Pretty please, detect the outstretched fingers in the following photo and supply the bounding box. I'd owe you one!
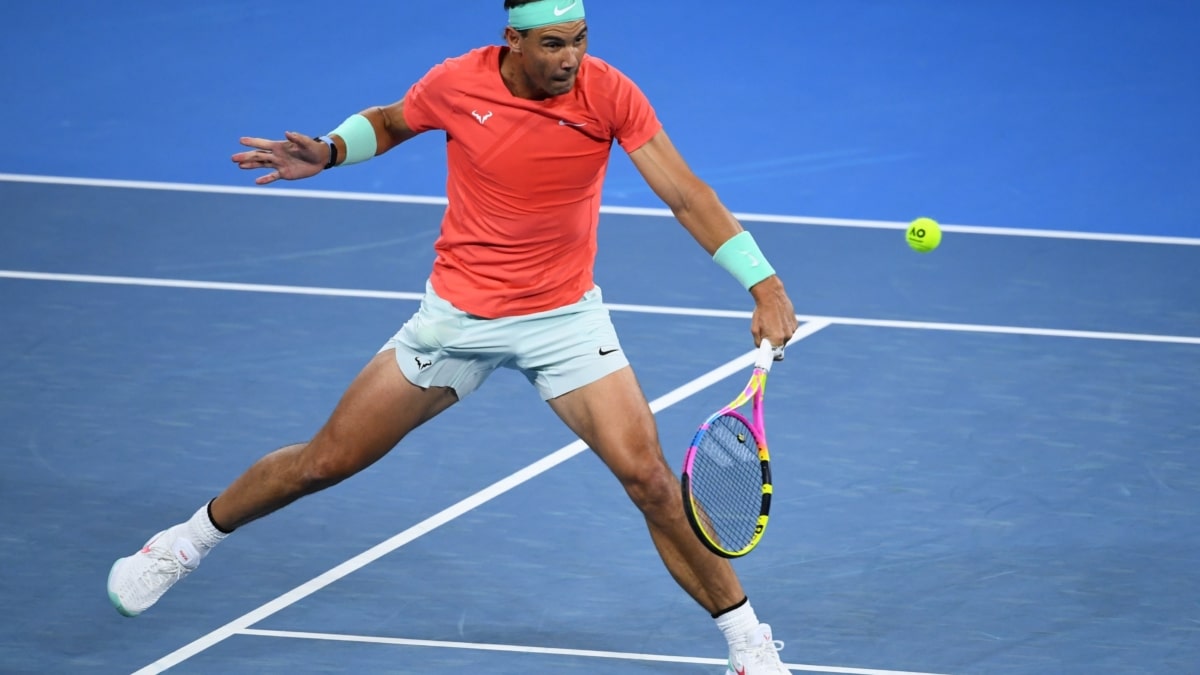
[255,171,284,186]
[283,130,313,144]
[235,136,277,153]
[231,138,277,166]
[231,141,282,184]
[232,132,324,184]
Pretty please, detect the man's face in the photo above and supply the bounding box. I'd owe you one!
[515,20,588,97]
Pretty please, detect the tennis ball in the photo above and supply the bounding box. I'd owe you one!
[906,217,942,253]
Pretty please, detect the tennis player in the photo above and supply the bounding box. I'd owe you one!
[108,1,797,672]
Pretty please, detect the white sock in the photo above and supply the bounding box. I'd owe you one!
[715,598,760,650]
[183,501,229,556]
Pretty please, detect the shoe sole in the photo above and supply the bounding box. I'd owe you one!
[107,558,140,617]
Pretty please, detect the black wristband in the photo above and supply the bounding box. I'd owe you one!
[316,135,337,169]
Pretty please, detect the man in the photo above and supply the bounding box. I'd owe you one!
[107,1,798,673]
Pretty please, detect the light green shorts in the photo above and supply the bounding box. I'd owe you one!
[381,280,629,401]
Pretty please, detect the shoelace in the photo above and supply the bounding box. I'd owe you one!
[746,638,786,666]
[138,545,188,593]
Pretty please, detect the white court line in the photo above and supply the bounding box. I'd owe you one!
[3,171,1198,246]
[0,172,451,206]
[607,302,1200,346]
[239,628,953,675]
[0,270,425,302]
[130,320,833,674]
[4,270,1199,345]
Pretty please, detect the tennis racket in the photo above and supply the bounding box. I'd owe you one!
[681,339,779,558]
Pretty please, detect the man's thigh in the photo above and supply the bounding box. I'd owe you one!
[545,366,665,478]
[310,349,459,466]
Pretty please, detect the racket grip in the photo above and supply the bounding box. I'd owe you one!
[754,338,777,371]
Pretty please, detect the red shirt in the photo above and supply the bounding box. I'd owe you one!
[403,45,662,318]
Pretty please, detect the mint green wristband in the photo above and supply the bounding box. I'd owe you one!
[712,231,777,290]
[329,114,377,166]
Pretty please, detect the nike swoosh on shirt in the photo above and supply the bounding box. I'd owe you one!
[559,120,587,127]
[554,1,578,16]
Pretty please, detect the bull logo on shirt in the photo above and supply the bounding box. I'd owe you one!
[471,110,493,125]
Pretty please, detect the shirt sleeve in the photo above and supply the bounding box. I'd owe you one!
[402,60,452,134]
[599,62,663,153]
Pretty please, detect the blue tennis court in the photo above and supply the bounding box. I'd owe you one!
[2,2,1198,674]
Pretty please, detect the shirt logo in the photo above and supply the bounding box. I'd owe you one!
[553,0,578,16]
[414,356,432,371]
[471,110,493,125]
[559,120,587,127]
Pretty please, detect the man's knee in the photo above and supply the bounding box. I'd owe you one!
[295,438,359,491]
[622,457,681,515]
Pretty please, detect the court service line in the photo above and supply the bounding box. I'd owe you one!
[239,628,952,675]
[130,320,833,674]
[3,172,1198,246]
[0,270,426,302]
[4,269,1199,346]
[605,303,1200,346]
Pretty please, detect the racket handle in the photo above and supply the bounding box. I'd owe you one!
[754,338,778,371]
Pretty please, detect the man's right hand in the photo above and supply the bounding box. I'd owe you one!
[232,130,328,185]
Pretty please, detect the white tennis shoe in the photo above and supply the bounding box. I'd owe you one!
[107,525,200,617]
[726,623,791,674]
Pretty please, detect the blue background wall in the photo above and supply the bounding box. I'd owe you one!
[2,0,1197,237]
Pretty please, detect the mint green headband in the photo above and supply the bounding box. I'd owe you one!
[508,0,586,30]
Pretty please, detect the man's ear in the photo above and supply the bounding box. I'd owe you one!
[504,26,523,53]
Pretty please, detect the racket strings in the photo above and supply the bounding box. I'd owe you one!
[689,415,764,550]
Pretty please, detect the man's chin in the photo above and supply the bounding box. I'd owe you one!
[547,77,576,96]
